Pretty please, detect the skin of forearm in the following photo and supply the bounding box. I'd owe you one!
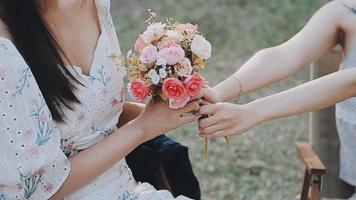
[248,68,356,122]
[49,120,145,199]
[118,102,145,127]
[214,46,303,101]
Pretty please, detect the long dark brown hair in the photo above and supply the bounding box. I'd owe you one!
[0,0,83,123]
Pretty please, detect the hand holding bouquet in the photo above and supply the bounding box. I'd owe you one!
[126,11,226,157]
[126,11,211,109]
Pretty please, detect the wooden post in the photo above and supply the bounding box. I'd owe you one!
[309,46,354,199]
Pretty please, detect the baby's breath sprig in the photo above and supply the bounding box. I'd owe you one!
[145,9,157,25]
[166,18,179,30]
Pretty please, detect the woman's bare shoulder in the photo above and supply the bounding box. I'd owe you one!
[0,18,11,40]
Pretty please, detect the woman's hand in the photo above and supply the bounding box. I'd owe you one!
[198,102,263,138]
[202,86,223,103]
[134,97,200,142]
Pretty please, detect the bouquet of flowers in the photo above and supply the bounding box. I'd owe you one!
[126,11,211,109]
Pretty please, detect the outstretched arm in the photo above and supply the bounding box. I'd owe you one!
[204,1,343,102]
[199,68,356,138]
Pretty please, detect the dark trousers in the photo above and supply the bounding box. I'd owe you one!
[126,135,201,200]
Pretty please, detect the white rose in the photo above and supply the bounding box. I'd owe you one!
[191,35,212,59]
[166,30,184,41]
[144,22,166,42]
[142,33,153,43]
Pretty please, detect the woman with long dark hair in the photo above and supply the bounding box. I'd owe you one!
[0,0,197,199]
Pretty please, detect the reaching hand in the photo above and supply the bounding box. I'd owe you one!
[201,86,223,103]
[198,102,263,138]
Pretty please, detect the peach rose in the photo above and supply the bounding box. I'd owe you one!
[175,58,193,77]
[162,78,187,100]
[169,93,190,109]
[158,46,185,65]
[140,45,157,64]
[129,80,150,102]
[134,34,146,53]
[184,75,204,97]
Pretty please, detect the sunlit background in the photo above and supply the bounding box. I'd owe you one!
[112,1,329,199]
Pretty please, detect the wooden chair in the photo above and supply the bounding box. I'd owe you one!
[296,142,326,200]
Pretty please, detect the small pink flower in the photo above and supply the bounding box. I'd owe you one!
[46,183,54,192]
[177,23,198,32]
[111,98,119,106]
[169,94,190,109]
[140,45,158,64]
[158,46,185,65]
[36,167,46,176]
[26,145,39,159]
[24,128,34,137]
[184,75,204,97]
[77,112,85,121]
[129,80,150,102]
[162,78,187,100]
[0,183,8,189]
[134,34,146,53]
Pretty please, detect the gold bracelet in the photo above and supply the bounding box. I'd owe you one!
[230,76,243,102]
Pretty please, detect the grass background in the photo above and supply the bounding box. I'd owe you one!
[111,0,329,199]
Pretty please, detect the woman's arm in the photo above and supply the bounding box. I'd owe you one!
[50,99,199,199]
[199,68,356,138]
[204,1,343,102]
[118,102,145,126]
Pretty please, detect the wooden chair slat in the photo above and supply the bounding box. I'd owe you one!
[296,142,326,175]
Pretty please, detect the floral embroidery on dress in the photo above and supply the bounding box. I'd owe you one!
[0,192,7,200]
[89,65,109,86]
[13,67,32,96]
[118,191,139,200]
[31,99,53,146]
[18,168,45,199]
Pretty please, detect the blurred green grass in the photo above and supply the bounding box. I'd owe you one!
[111,0,328,199]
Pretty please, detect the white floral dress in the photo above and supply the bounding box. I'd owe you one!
[0,0,191,199]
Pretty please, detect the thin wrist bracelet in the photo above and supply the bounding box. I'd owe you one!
[230,76,243,103]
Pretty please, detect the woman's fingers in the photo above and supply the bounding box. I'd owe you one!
[200,123,225,134]
[199,104,217,115]
[198,115,220,128]
[180,115,198,125]
[178,101,200,115]
[199,130,230,139]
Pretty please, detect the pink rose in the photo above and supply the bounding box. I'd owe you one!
[162,78,187,100]
[158,39,177,49]
[129,80,150,102]
[158,46,185,65]
[184,75,204,97]
[169,94,190,109]
[134,34,146,53]
[177,23,198,32]
[140,45,157,64]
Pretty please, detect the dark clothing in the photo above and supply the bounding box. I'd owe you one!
[126,135,201,200]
